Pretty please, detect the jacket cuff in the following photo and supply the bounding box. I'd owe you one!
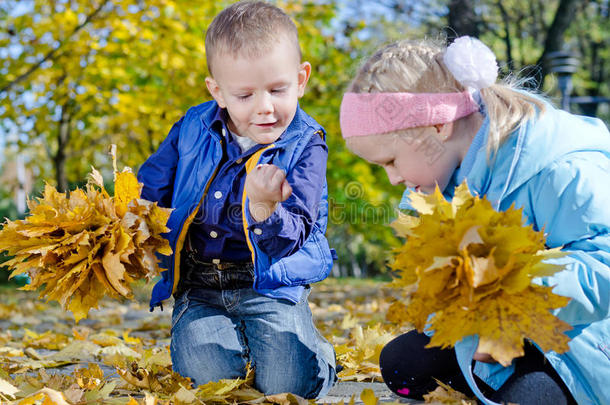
[246,204,286,239]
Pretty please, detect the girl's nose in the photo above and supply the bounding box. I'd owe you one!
[384,166,403,186]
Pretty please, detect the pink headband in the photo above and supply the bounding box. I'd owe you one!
[339,91,479,138]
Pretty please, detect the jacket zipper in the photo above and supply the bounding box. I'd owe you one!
[241,144,275,288]
[171,140,224,294]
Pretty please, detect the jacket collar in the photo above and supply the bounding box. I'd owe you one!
[462,101,610,207]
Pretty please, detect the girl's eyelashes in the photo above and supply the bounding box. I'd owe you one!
[237,94,251,100]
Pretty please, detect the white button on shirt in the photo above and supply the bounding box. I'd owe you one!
[214,191,223,199]
[221,128,227,137]
[210,230,218,238]
[253,228,263,235]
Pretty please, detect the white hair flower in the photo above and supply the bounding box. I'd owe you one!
[443,36,498,90]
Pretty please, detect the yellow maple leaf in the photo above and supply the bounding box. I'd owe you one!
[389,181,572,366]
[17,388,71,405]
[423,379,476,404]
[335,325,396,382]
[74,363,104,390]
[0,377,19,401]
[195,367,255,401]
[0,146,173,322]
[115,170,142,217]
[360,389,378,405]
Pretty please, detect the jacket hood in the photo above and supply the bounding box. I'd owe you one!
[465,103,610,205]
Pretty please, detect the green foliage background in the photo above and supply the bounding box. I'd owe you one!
[1,0,608,276]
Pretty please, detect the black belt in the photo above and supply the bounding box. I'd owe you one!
[176,251,254,293]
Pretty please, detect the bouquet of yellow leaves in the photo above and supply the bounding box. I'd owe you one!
[0,148,172,322]
[387,182,572,366]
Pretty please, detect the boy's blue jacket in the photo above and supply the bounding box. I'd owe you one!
[402,103,610,404]
[137,101,334,310]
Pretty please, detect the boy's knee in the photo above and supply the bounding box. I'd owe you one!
[254,360,335,399]
[171,342,247,386]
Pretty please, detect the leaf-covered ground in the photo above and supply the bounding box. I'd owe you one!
[2,278,470,404]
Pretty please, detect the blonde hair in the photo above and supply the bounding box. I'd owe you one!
[205,1,301,76]
[348,38,546,155]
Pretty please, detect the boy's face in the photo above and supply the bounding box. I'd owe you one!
[205,38,310,144]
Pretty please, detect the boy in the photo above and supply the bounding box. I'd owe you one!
[137,1,337,399]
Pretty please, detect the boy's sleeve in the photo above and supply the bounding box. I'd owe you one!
[246,134,328,259]
[137,117,183,208]
[528,153,610,325]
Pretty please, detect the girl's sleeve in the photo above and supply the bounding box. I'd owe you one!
[137,117,183,208]
[528,152,610,324]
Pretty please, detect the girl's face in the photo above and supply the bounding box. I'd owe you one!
[346,126,465,194]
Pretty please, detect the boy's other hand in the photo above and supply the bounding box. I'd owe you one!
[246,164,292,222]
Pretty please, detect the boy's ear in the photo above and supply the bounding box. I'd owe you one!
[297,62,311,98]
[205,77,227,108]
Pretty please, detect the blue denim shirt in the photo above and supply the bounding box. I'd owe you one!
[187,109,328,262]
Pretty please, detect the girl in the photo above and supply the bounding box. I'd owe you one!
[339,36,610,405]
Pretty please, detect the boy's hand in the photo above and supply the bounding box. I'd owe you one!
[246,164,292,222]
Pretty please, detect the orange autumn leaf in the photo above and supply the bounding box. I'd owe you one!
[0,148,172,323]
[389,181,572,366]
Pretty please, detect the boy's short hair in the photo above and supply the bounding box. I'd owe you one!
[205,1,302,76]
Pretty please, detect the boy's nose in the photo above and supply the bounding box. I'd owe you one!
[257,93,274,114]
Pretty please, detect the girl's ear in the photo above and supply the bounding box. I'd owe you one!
[296,62,312,98]
[205,77,227,108]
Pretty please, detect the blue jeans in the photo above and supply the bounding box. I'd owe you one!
[170,286,337,398]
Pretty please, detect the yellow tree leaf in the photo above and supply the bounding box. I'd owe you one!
[423,379,476,404]
[114,170,142,218]
[0,377,19,401]
[360,389,378,405]
[74,363,104,390]
[18,388,71,405]
[265,392,310,405]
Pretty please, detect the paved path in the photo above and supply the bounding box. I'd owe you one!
[320,382,419,404]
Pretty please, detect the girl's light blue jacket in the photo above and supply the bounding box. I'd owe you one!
[403,103,610,404]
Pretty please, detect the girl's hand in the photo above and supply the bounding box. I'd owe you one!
[473,351,497,364]
[246,164,292,222]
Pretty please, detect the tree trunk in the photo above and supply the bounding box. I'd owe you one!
[497,0,514,71]
[533,0,583,87]
[54,103,71,192]
[446,0,479,40]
